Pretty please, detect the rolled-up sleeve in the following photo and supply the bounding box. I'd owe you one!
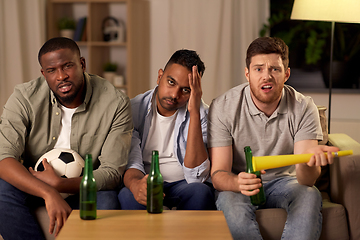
[182,102,210,183]
[183,158,210,183]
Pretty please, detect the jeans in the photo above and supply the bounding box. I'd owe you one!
[216,177,322,240]
[0,178,120,240]
[118,179,216,210]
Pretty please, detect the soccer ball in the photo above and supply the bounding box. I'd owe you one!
[35,148,85,198]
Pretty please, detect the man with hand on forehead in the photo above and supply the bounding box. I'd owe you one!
[118,49,215,210]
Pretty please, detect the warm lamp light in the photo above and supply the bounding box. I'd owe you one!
[291,0,360,133]
[291,0,360,23]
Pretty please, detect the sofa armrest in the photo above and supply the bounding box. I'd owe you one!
[328,133,360,240]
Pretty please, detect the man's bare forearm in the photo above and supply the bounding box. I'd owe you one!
[184,112,208,168]
[123,168,145,190]
[211,169,239,192]
[0,158,58,199]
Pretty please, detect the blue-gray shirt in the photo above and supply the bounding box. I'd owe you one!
[127,87,210,183]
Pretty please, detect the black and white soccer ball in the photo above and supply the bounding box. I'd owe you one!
[35,148,85,198]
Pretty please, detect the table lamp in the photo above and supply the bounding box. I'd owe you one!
[290,0,360,133]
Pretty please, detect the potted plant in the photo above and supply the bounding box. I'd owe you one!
[260,0,360,88]
[58,17,76,39]
[103,62,118,84]
[260,10,330,68]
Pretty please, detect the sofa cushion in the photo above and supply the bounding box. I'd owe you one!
[33,206,55,240]
[255,195,349,240]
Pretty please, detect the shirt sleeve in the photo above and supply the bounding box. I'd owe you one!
[94,95,133,190]
[182,103,210,183]
[0,88,29,162]
[294,98,323,143]
[126,128,146,174]
[207,98,233,148]
[183,158,210,183]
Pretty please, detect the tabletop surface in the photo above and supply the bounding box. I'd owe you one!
[56,210,232,239]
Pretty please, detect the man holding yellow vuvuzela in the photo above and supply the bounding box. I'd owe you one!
[208,37,340,240]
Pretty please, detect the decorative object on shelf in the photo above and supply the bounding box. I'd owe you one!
[58,17,76,39]
[73,17,87,41]
[102,16,126,42]
[291,0,360,133]
[113,75,125,87]
[103,62,118,84]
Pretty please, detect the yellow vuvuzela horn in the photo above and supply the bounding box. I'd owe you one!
[252,150,353,172]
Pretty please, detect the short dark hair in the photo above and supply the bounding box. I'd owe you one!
[246,37,289,69]
[164,49,205,77]
[38,37,81,66]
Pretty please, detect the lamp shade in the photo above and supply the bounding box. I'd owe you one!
[291,0,360,23]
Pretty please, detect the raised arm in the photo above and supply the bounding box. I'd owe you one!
[184,65,208,168]
[294,139,339,186]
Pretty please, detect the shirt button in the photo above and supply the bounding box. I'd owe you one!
[56,112,59,115]
[52,137,56,140]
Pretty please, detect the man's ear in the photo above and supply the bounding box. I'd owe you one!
[80,57,86,71]
[284,67,290,83]
[245,67,250,82]
[157,69,164,85]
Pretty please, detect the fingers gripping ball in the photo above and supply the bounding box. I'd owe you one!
[35,148,85,198]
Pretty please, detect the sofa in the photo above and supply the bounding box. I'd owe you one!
[256,133,360,240]
[1,112,359,240]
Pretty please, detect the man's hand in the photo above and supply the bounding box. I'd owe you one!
[29,158,62,189]
[237,171,266,196]
[129,174,148,206]
[187,65,202,114]
[294,140,339,186]
[304,145,340,167]
[43,190,72,237]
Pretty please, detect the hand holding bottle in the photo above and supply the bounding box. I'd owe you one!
[237,171,266,196]
[244,146,266,206]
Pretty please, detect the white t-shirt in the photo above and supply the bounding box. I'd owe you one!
[143,101,184,182]
[54,105,77,149]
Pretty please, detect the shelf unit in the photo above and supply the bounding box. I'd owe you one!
[46,0,150,98]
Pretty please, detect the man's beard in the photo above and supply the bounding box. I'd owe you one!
[54,80,84,107]
[249,83,283,104]
[55,93,78,106]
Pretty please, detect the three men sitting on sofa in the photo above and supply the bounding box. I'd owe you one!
[0,37,338,240]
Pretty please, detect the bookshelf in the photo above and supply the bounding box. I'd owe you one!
[46,0,150,98]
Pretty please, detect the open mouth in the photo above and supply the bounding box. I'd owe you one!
[58,83,72,93]
[261,85,273,90]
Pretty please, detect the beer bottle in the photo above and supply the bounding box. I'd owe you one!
[244,146,266,206]
[147,150,163,213]
[80,154,97,220]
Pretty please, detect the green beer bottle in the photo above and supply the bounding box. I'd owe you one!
[244,146,266,206]
[147,150,163,213]
[80,154,97,220]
